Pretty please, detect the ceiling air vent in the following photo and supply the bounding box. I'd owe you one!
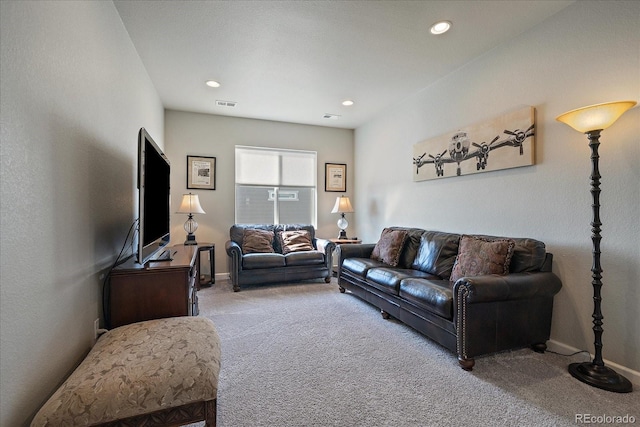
[323,113,341,120]
[216,100,237,108]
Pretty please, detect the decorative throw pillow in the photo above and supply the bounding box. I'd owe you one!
[278,230,314,254]
[449,235,516,283]
[241,229,275,254]
[370,228,409,267]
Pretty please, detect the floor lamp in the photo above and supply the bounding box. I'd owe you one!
[556,100,636,393]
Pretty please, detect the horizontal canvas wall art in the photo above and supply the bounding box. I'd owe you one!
[413,106,535,181]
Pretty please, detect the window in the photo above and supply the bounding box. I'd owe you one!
[235,146,317,226]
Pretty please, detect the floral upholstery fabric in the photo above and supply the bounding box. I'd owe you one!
[450,235,515,283]
[31,316,221,426]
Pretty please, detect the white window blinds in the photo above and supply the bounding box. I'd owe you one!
[235,146,317,225]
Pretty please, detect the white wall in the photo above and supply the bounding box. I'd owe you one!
[0,2,163,425]
[164,110,354,274]
[354,0,639,375]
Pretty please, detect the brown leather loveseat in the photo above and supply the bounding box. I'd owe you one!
[337,226,562,370]
[226,224,336,292]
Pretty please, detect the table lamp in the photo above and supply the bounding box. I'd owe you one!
[176,192,206,245]
[331,195,354,239]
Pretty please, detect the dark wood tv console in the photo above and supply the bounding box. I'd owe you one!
[109,244,200,328]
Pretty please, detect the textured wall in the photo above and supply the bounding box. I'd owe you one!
[164,110,354,273]
[354,1,639,375]
[0,2,163,425]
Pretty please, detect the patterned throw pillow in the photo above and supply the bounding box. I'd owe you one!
[241,229,275,254]
[370,228,409,267]
[278,230,314,254]
[449,235,515,283]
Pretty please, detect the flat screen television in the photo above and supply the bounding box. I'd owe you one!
[137,127,171,264]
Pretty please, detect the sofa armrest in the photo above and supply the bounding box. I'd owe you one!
[338,243,376,260]
[225,240,242,258]
[314,238,335,255]
[336,244,376,277]
[314,238,336,270]
[453,271,562,304]
[225,240,243,287]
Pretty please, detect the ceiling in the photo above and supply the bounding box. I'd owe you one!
[114,0,573,129]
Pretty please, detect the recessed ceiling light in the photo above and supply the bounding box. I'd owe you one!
[430,20,451,35]
[205,80,221,88]
[342,100,354,106]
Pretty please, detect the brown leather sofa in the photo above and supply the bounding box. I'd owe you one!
[337,226,562,370]
[226,224,336,292]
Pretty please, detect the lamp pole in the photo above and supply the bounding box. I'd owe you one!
[556,101,636,393]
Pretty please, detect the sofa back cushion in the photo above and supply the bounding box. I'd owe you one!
[449,235,515,283]
[278,230,314,254]
[411,231,461,279]
[474,234,547,273]
[242,228,275,254]
[273,225,315,253]
[231,224,274,246]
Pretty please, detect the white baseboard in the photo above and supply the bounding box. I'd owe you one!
[214,273,230,283]
[547,339,640,387]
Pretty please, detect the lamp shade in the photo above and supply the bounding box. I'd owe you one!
[176,193,205,214]
[556,100,636,133]
[331,196,354,214]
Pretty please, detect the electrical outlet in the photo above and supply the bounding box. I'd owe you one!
[94,318,100,341]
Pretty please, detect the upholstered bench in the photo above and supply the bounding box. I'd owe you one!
[31,316,221,427]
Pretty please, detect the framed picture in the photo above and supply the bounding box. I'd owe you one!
[325,163,346,192]
[412,106,535,181]
[187,155,216,190]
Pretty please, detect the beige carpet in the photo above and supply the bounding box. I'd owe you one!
[190,278,638,427]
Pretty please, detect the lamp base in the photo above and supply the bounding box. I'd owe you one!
[184,234,197,246]
[337,229,348,240]
[569,362,632,393]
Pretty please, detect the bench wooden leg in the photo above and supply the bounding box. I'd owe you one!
[205,399,217,427]
[95,400,217,426]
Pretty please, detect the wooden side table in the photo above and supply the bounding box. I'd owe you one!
[197,243,215,289]
[329,238,362,245]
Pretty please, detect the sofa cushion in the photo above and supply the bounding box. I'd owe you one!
[450,235,515,283]
[509,238,546,273]
[342,257,387,278]
[278,230,314,254]
[242,253,286,269]
[371,228,409,267]
[274,224,316,253]
[242,228,275,254]
[231,224,274,246]
[285,251,325,266]
[399,278,454,320]
[378,227,426,269]
[366,267,434,295]
[411,231,461,279]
